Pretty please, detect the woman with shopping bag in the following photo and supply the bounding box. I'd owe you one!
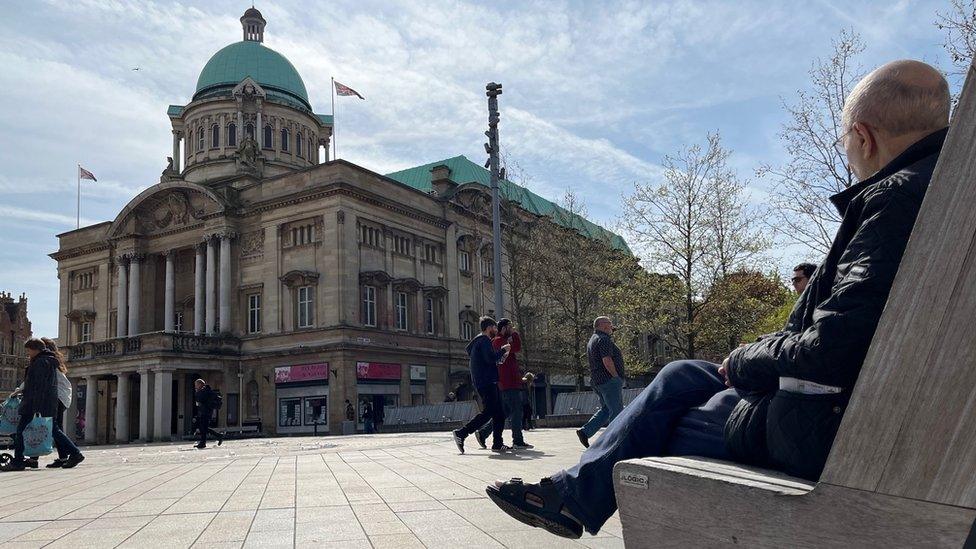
[41,338,84,468]
[1,338,62,472]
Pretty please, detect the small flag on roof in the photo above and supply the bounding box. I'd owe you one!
[78,165,97,182]
[334,80,365,99]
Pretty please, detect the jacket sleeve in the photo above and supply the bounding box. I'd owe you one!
[509,332,522,354]
[481,339,504,366]
[728,184,921,390]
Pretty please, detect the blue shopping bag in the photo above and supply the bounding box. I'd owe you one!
[22,414,53,457]
[0,396,20,435]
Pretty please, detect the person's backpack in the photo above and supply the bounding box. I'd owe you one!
[212,390,223,410]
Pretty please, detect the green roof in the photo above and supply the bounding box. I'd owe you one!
[167,105,184,117]
[315,114,334,125]
[194,41,310,110]
[385,155,631,253]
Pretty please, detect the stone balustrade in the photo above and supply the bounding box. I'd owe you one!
[65,332,241,362]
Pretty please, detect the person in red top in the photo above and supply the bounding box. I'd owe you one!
[476,319,533,449]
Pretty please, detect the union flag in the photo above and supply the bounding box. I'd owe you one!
[334,80,365,100]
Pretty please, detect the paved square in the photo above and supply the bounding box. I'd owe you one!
[0,428,622,548]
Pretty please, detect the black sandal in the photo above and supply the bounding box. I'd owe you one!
[486,477,584,539]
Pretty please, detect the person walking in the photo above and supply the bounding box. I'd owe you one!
[476,319,533,449]
[362,401,375,434]
[193,379,223,449]
[522,373,536,431]
[1,339,62,472]
[452,317,511,454]
[576,317,626,448]
[41,338,84,468]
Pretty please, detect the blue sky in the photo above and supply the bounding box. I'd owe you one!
[0,0,958,338]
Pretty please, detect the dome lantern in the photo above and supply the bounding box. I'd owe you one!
[241,7,266,43]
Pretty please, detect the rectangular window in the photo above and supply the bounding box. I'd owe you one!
[248,294,262,334]
[411,393,425,406]
[482,254,494,277]
[424,298,434,334]
[297,286,314,328]
[303,396,328,426]
[393,235,413,256]
[363,285,377,327]
[459,250,470,272]
[462,321,473,341]
[424,244,438,263]
[226,393,239,426]
[80,322,92,343]
[278,398,302,427]
[395,292,408,330]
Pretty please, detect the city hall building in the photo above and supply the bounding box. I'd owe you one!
[52,8,626,444]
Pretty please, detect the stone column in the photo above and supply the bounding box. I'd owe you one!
[445,225,460,338]
[206,237,217,334]
[164,251,175,332]
[138,368,154,441]
[127,254,142,335]
[416,288,426,334]
[219,233,233,334]
[84,376,97,444]
[194,243,205,334]
[237,110,243,135]
[115,373,130,443]
[171,130,180,169]
[257,111,263,148]
[65,377,79,440]
[153,369,174,442]
[219,113,226,155]
[116,258,128,337]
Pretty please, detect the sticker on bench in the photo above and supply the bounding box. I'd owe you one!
[619,472,648,489]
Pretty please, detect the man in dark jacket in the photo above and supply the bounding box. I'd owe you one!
[453,316,512,454]
[3,339,60,472]
[485,60,951,539]
[193,379,223,449]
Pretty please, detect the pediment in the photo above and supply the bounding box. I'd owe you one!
[233,77,267,99]
[109,182,227,239]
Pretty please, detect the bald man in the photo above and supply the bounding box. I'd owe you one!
[486,60,951,539]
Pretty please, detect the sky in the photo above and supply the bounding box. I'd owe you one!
[0,0,959,338]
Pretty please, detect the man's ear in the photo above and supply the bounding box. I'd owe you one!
[851,121,876,160]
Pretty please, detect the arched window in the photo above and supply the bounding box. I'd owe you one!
[296,132,303,157]
[197,127,204,151]
[263,125,273,149]
[227,123,237,147]
[211,124,220,148]
[281,128,290,152]
[245,123,254,139]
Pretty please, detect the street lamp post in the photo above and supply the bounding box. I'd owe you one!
[485,82,504,317]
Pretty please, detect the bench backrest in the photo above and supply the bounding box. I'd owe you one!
[821,60,976,508]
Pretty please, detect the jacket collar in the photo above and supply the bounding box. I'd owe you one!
[830,127,948,215]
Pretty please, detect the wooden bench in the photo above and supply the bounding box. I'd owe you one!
[221,425,261,439]
[614,59,976,548]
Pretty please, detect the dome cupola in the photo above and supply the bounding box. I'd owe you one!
[241,7,266,42]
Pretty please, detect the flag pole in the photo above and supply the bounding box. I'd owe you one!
[331,77,337,160]
[76,164,81,229]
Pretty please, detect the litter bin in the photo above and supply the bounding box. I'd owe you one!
[341,420,356,435]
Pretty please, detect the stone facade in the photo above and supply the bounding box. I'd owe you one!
[0,292,31,393]
[49,9,541,444]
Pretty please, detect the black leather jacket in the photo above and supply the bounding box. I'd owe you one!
[724,128,948,480]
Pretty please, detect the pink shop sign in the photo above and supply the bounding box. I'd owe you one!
[356,362,402,380]
[275,363,330,384]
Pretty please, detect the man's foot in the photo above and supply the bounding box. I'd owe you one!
[513,442,534,449]
[195,443,206,449]
[61,454,85,469]
[452,430,466,454]
[575,429,589,448]
[487,478,584,539]
[491,445,511,453]
[217,434,224,446]
[46,459,65,468]
[474,430,487,449]
[0,460,26,472]
[25,458,39,469]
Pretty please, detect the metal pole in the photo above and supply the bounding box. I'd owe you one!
[486,82,504,317]
[76,165,81,229]
[331,77,337,160]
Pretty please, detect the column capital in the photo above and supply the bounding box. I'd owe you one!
[121,252,145,263]
[163,249,177,259]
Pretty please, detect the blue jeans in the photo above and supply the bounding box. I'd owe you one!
[552,360,741,535]
[580,376,625,438]
[478,389,525,445]
[54,404,81,460]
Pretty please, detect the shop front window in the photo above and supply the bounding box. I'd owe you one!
[304,396,328,425]
[279,398,302,427]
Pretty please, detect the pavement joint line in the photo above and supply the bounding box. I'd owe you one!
[238,456,279,543]
[189,457,262,547]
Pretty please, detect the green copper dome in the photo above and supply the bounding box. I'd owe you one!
[194,41,310,110]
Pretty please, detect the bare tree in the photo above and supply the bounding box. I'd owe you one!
[760,29,865,256]
[622,133,764,359]
[937,0,976,87]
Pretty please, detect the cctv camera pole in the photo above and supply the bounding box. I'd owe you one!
[486,82,504,317]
